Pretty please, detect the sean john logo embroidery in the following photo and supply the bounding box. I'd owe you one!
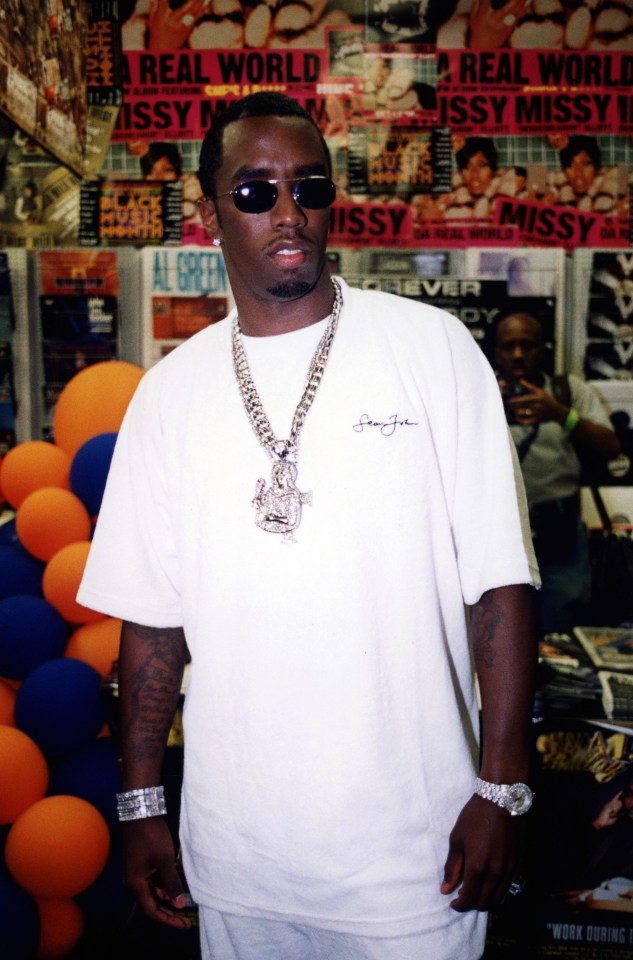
[353,414,419,437]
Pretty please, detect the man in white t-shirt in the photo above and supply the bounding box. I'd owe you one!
[78,93,540,960]
[495,312,620,635]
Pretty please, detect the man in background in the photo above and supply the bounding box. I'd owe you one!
[495,312,620,635]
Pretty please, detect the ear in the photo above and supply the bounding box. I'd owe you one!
[197,198,222,243]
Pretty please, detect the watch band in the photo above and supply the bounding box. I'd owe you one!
[473,776,533,816]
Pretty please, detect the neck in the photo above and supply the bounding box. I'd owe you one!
[234,273,336,338]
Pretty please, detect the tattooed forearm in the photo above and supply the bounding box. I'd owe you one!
[470,589,503,670]
[120,623,187,765]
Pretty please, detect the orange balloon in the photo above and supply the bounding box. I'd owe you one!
[0,725,49,824]
[53,361,144,457]
[0,678,16,725]
[5,795,110,897]
[65,617,122,678]
[0,442,71,509]
[36,898,84,959]
[43,542,105,625]
[16,488,92,562]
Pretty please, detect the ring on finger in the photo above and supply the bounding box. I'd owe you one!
[182,13,195,26]
[503,13,517,26]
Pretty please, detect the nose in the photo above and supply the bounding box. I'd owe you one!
[271,182,307,228]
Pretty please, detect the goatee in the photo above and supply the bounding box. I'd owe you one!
[267,279,311,299]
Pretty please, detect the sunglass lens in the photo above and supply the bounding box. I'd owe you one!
[295,178,336,209]
[233,181,278,213]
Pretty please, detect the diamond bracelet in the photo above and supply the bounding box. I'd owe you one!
[116,786,167,822]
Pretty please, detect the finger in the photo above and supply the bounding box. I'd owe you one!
[441,845,464,895]
[135,881,192,928]
[152,860,187,907]
[153,884,188,909]
[450,863,511,912]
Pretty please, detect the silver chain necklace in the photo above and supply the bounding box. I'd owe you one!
[232,278,342,541]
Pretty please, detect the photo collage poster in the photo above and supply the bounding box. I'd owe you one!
[95,0,633,252]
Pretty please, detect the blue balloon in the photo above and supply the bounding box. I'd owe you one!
[0,875,40,960]
[14,657,104,757]
[0,517,18,547]
[70,432,118,517]
[75,837,133,923]
[0,544,44,599]
[0,824,11,880]
[49,737,121,827]
[0,595,68,680]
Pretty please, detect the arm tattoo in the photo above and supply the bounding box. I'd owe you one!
[470,591,503,670]
[123,625,186,764]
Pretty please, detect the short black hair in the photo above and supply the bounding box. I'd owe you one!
[455,136,498,172]
[559,135,601,171]
[140,142,183,178]
[496,312,543,342]
[197,92,331,199]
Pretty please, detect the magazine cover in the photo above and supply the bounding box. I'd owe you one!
[358,43,438,126]
[79,179,182,246]
[600,673,633,722]
[38,249,120,406]
[0,118,81,249]
[584,251,633,382]
[535,633,605,719]
[436,49,632,137]
[487,718,633,958]
[140,246,234,367]
[0,0,88,174]
[575,628,633,673]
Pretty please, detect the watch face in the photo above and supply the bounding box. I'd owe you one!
[506,783,533,815]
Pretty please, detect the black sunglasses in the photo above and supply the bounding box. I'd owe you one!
[211,176,336,214]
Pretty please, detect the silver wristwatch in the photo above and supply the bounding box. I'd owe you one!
[474,777,533,816]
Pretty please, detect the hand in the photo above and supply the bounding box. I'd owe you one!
[122,817,192,928]
[468,0,528,49]
[507,379,565,426]
[440,795,524,912]
[323,95,349,140]
[148,0,208,49]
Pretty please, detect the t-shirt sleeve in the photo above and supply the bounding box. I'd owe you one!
[442,316,540,605]
[571,374,616,430]
[76,372,183,627]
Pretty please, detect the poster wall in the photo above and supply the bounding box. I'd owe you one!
[0,2,631,250]
[48,0,626,253]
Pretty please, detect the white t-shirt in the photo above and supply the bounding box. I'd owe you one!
[78,279,538,954]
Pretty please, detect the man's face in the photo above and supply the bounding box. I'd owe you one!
[495,315,543,381]
[202,115,331,308]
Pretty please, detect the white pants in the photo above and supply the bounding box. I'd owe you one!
[199,906,484,960]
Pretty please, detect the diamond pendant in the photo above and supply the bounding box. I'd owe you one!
[252,459,311,542]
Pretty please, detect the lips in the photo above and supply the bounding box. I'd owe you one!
[268,243,307,269]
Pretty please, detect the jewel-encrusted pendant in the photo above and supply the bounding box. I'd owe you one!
[252,459,311,542]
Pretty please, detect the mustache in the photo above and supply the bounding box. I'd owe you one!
[263,231,311,252]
